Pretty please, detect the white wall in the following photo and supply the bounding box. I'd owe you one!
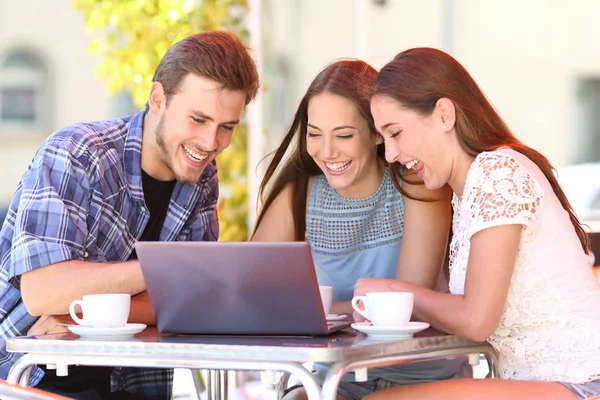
[0,0,111,205]
[261,0,600,168]
[3,0,600,215]
[454,0,600,166]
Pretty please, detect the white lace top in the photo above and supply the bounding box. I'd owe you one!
[449,148,600,383]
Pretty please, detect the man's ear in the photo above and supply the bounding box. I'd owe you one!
[436,98,456,132]
[148,82,166,115]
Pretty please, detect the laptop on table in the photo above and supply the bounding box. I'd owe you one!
[136,241,351,336]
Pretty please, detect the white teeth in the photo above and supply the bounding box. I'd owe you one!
[183,145,208,163]
[405,159,420,170]
[324,161,351,172]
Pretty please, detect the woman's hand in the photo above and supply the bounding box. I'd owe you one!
[353,278,416,323]
[353,278,396,297]
[27,314,75,336]
[352,278,395,323]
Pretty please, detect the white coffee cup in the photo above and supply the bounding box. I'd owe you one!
[319,286,333,316]
[69,294,131,328]
[351,292,413,327]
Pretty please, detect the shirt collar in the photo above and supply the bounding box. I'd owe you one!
[123,110,146,202]
[122,110,216,203]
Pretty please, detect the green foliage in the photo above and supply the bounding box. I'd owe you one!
[73,0,250,241]
[217,123,248,241]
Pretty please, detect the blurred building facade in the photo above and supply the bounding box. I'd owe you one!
[0,0,117,206]
[1,0,600,226]
[261,0,600,169]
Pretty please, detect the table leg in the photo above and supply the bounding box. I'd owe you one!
[206,369,230,400]
[220,370,228,400]
[320,362,346,400]
[18,366,33,387]
[8,354,320,399]
[275,367,320,400]
[207,370,219,400]
[321,346,500,399]
[483,352,500,378]
[7,354,37,386]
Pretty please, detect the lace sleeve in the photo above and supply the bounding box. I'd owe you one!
[465,152,544,241]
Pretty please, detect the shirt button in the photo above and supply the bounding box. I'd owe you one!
[183,205,188,210]
[140,206,146,212]
[83,251,89,258]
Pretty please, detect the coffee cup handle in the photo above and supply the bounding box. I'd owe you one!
[351,296,369,320]
[69,300,85,326]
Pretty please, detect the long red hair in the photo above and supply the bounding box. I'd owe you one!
[374,47,589,252]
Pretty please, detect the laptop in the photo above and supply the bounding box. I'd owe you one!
[136,241,351,336]
[158,330,359,347]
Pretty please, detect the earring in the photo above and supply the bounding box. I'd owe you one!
[443,125,447,129]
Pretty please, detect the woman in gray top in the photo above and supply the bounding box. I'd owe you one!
[252,59,470,400]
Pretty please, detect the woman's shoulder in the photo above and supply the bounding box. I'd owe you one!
[473,147,533,171]
[469,148,546,188]
[307,173,327,199]
[465,148,546,215]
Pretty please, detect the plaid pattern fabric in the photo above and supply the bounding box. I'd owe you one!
[0,111,219,398]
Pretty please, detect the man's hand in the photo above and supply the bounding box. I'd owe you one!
[27,315,75,336]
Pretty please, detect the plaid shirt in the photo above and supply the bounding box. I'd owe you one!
[0,110,219,398]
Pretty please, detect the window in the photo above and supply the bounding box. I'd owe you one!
[0,49,50,134]
[571,78,600,164]
[1,88,36,122]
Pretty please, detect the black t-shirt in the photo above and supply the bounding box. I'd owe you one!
[128,170,176,260]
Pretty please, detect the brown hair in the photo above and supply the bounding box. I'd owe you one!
[374,47,589,252]
[151,31,259,106]
[252,60,384,241]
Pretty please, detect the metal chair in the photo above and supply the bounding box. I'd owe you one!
[0,379,73,400]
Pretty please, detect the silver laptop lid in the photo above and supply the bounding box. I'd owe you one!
[136,241,348,335]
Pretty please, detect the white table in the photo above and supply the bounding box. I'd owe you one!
[6,327,499,400]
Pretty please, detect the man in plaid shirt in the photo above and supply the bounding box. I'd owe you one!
[0,31,259,399]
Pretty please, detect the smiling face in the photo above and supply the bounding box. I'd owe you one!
[306,93,383,198]
[371,93,454,191]
[143,73,246,183]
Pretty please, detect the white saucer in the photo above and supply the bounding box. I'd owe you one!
[326,313,348,321]
[351,322,430,339]
[68,323,147,340]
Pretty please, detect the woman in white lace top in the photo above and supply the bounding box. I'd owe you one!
[358,47,600,400]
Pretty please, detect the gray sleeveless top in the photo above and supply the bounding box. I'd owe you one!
[306,168,404,302]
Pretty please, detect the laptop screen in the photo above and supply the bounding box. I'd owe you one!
[136,241,349,335]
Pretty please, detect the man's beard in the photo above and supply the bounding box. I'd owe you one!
[154,116,207,184]
[154,116,177,180]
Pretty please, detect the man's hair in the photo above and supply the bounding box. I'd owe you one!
[152,31,259,105]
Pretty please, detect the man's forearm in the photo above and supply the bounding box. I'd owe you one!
[129,291,156,325]
[21,259,146,316]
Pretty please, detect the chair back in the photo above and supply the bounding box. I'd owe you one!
[589,231,600,282]
[0,379,72,400]
[590,231,600,264]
